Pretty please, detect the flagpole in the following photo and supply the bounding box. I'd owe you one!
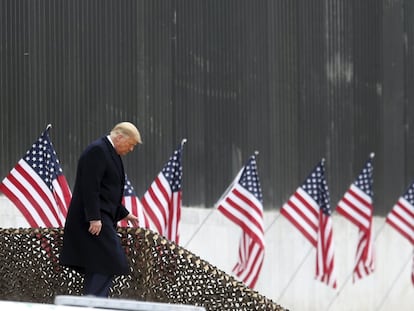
[184,151,259,249]
[183,208,216,248]
[375,251,412,311]
[264,212,281,233]
[325,152,377,309]
[183,174,241,248]
[277,158,331,300]
[325,219,387,311]
[277,245,313,301]
[181,138,187,147]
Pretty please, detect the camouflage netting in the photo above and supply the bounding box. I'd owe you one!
[0,227,287,310]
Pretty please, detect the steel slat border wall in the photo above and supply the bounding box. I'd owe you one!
[1,0,413,215]
[405,0,414,183]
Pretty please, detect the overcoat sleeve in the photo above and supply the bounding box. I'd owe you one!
[79,145,107,221]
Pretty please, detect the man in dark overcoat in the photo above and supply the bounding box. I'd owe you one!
[60,122,141,297]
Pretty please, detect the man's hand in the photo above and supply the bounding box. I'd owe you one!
[124,213,139,227]
[89,220,102,235]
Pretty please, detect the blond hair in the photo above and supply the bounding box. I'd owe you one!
[110,122,142,144]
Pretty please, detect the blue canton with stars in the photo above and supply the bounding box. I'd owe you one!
[161,145,183,192]
[23,129,64,192]
[301,161,331,215]
[354,158,374,197]
[238,155,263,203]
[124,176,138,197]
[402,182,414,205]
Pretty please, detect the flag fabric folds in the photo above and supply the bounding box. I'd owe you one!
[216,154,264,289]
[281,159,337,288]
[140,139,186,243]
[386,181,414,285]
[336,153,375,281]
[0,125,71,227]
[119,175,149,228]
[386,181,414,244]
[412,253,414,285]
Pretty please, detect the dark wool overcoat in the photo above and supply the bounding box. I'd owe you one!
[60,137,130,275]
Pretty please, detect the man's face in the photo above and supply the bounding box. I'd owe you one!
[115,135,138,156]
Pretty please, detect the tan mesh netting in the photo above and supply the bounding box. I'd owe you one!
[0,227,287,310]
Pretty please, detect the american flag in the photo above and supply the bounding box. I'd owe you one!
[216,154,264,288]
[386,182,414,243]
[0,125,71,227]
[281,159,337,288]
[140,139,186,243]
[119,175,149,228]
[386,181,414,285]
[336,154,375,281]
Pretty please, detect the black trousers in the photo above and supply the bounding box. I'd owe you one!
[83,272,113,297]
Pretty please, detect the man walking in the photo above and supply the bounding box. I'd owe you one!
[60,122,142,297]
